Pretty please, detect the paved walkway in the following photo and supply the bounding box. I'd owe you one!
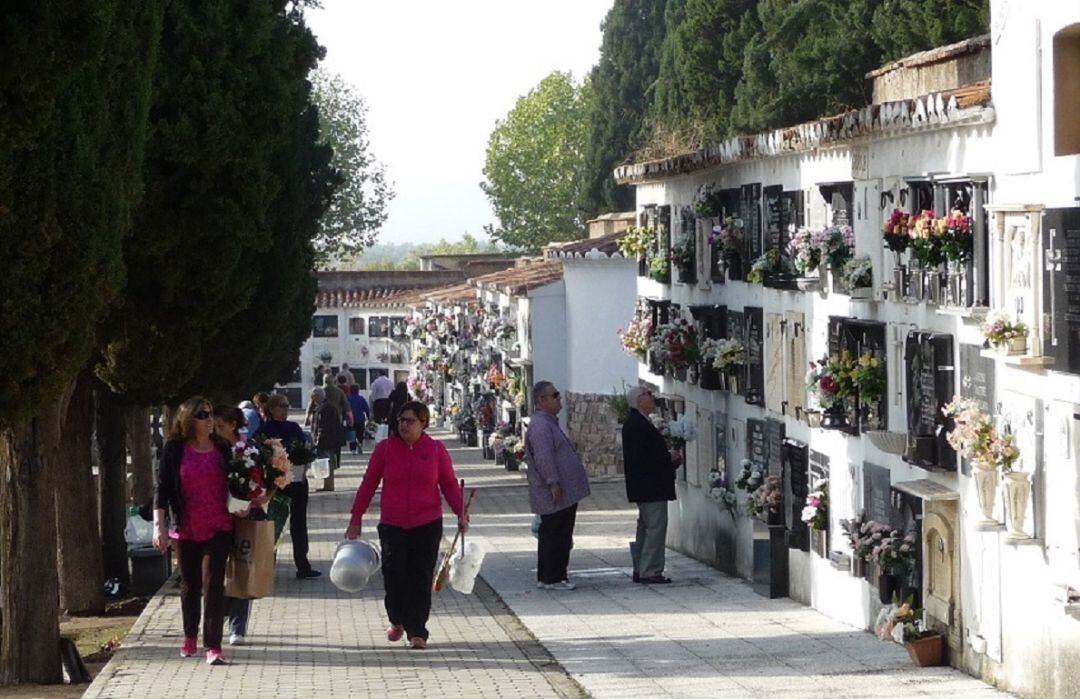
[85,429,1009,698]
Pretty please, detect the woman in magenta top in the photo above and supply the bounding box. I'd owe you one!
[345,400,467,649]
[153,396,233,665]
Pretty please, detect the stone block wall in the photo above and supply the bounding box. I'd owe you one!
[565,392,624,478]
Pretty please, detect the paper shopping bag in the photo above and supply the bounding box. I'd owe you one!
[225,519,276,599]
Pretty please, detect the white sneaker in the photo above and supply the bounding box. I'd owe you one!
[228,634,244,646]
[540,580,576,591]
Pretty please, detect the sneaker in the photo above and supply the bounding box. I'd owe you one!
[386,625,404,642]
[540,580,576,591]
[296,569,322,579]
[180,637,197,658]
[409,637,427,650]
[206,649,227,666]
[228,633,244,646]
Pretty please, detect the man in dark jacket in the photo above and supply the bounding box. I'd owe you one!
[621,386,681,584]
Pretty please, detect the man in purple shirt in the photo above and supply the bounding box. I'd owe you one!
[524,381,590,591]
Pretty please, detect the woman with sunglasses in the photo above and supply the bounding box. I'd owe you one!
[153,397,234,665]
[345,401,467,649]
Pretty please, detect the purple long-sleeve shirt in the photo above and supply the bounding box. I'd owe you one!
[524,412,590,515]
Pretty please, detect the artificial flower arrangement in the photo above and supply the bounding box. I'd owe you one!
[820,224,855,269]
[800,480,829,531]
[670,234,696,271]
[747,475,783,520]
[699,337,745,374]
[501,435,524,459]
[940,209,973,263]
[941,396,1019,471]
[668,414,697,449]
[805,351,856,411]
[227,435,291,505]
[981,309,1028,351]
[693,183,723,217]
[706,468,738,518]
[618,312,653,359]
[847,520,916,575]
[746,247,794,284]
[877,600,938,647]
[841,515,870,559]
[649,249,671,283]
[882,209,912,253]
[851,352,886,406]
[618,225,656,260]
[787,227,822,276]
[709,217,743,254]
[735,458,764,493]
[406,373,430,401]
[486,365,505,387]
[648,318,700,373]
[840,255,873,291]
[908,210,947,268]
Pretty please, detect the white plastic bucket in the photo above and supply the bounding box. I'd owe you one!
[330,540,381,593]
[311,457,331,480]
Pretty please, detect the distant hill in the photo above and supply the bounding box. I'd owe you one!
[343,234,505,270]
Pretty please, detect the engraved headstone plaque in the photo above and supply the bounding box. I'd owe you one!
[745,307,765,405]
[863,462,894,526]
[741,183,762,263]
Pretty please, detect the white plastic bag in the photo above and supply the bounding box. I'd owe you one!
[311,458,331,480]
[124,513,154,546]
[374,423,389,444]
[449,540,487,594]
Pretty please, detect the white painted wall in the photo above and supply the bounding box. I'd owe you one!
[562,258,639,395]
[528,280,568,425]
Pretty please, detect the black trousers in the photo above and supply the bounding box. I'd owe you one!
[176,531,231,650]
[537,504,577,584]
[282,480,312,573]
[378,518,442,641]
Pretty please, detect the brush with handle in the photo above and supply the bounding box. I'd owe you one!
[433,482,475,592]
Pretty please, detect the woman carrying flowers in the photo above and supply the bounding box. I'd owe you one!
[153,397,235,665]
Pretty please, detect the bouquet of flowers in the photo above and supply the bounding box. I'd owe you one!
[840,515,866,556]
[941,209,973,263]
[878,600,930,643]
[882,209,911,253]
[805,352,856,411]
[668,414,697,448]
[872,529,918,576]
[693,183,723,217]
[981,309,1027,349]
[670,234,696,270]
[735,458,764,492]
[909,210,947,267]
[502,435,522,458]
[618,226,656,259]
[648,318,700,372]
[800,480,828,531]
[787,227,822,275]
[848,519,896,564]
[820,225,855,269]
[227,435,290,504]
[851,352,886,405]
[649,250,671,282]
[709,217,743,254]
[746,247,794,284]
[748,475,783,520]
[712,338,746,374]
[840,255,873,290]
[942,396,999,468]
[707,468,738,517]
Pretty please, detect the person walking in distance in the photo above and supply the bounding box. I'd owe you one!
[345,401,467,649]
[524,381,590,591]
[152,397,234,665]
[311,386,346,492]
[622,387,681,584]
[347,384,371,454]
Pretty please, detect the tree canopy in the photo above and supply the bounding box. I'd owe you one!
[481,71,593,252]
[311,69,393,265]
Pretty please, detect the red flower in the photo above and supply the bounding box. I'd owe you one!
[820,376,838,394]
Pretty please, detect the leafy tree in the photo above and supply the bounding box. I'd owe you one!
[0,0,163,684]
[872,0,989,62]
[311,69,393,265]
[581,0,667,216]
[481,71,593,252]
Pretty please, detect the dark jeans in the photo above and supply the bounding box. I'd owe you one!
[176,531,231,650]
[378,518,442,641]
[537,504,577,584]
[282,480,312,573]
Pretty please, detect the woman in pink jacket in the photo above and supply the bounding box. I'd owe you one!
[345,401,467,649]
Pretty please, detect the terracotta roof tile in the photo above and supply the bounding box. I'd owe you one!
[468,259,563,296]
[545,230,628,258]
[314,287,425,308]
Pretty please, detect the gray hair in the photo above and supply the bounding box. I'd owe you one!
[532,381,555,407]
[310,387,325,402]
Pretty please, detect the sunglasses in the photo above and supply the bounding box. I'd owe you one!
[193,410,212,420]
[545,391,561,400]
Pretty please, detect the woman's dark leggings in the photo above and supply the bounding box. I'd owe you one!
[176,531,231,651]
[378,518,443,641]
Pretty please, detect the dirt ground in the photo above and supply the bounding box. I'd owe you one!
[0,597,147,699]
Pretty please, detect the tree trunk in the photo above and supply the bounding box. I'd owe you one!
[125,405,153,507]
[95,385,129,586]
[56,370,105,615]
[0,393,69,684]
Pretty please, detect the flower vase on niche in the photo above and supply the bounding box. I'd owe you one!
[822,405,847,430]
[725,252,743,281]
[862,403,882,431]
[908,264,924,301]
[946,260,964,306]
[892,252,907,299]
[1003,471,1031,541]
[973,466,999,528]
[850,555,866,578]
[1007,335,1028,355]
[687,363,699,386]
[878,573,897,604]
[504,453,519,472]
[766,509,784,527]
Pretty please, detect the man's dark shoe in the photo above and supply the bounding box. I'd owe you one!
[632,571,640,583]
[296,569,322,579]
[640,575,671,584]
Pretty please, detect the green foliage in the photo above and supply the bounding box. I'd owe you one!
[481,71,593,252]
[581,0,667,217]
[311,69,393,265]
[0,1,163,424]
[97,0,334,405]
[871,0,990,62]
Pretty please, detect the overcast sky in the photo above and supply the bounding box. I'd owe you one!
[306,0,614,247]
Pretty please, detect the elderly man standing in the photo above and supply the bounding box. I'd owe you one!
[524,381,590,591]
[622,386,681,584]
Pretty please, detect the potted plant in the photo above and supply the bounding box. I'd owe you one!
[787,227,822,287]
[892,603,945,667]
[982,310,1028,355]
[943,397,1022,529]
[851,352,886,429]
[746,247,794,285]
[711,338,745,393]
[670,234,697,284]
[840,255,873,299]
[649,250,671,283]
[801,480,829,556]
[882,208,911,295]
